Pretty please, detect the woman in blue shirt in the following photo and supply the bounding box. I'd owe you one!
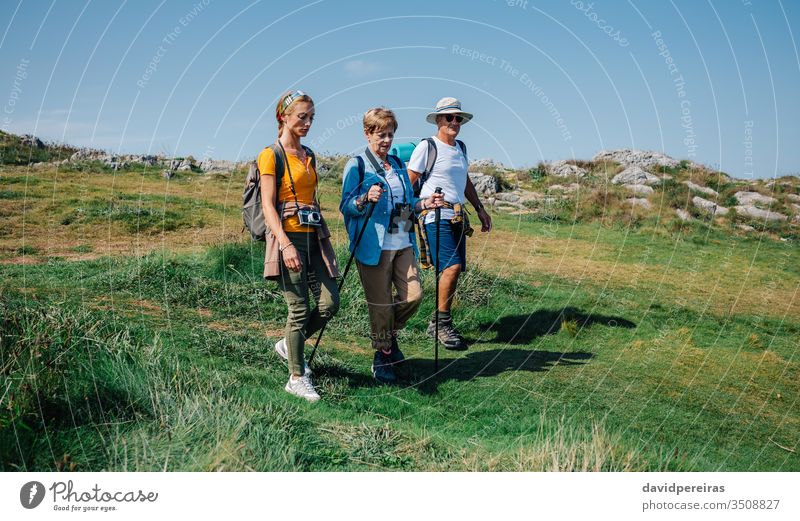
[340,107,443,383]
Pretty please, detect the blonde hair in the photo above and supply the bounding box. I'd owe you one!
[276,90,314,135]
[363,107,398,134]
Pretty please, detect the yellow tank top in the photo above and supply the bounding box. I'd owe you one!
[258,146,317,233]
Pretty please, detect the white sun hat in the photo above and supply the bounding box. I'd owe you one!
[425,97,473,125]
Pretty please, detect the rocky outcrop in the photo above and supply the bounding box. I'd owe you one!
[545,160,587,178]
[675,209,692,221]
[734,191,777,207]
[199,158,237,173]
[683,181,718,197]
[692,196,729,216]
[594,149,679,169]
[611,166,662,186]
[469,172,499,198]
[21,134,45,149]
[785,194,800,203]
[469,158,507,172]
[734,205,787,222]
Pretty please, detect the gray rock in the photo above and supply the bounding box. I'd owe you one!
[784,194,800,203]
[495,192,521,203]
[624,184,654,196]
[626,197,652,209]
[163,169,175,179]
[683,181,718,197]
[734,191,777,207]
[546,160,587,178]
[200,158,237,173]
[611,166,662,186]
[675,209,692,221]
[737,224,756,232]
[593,149,680,169]
[692,196,729,216]
[791,203,800,213]
[734,205,787,221]
[468,172,499,198]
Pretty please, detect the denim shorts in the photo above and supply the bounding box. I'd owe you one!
[424,219,466,273]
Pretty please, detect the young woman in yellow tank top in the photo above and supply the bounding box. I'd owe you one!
[259,90,339,402]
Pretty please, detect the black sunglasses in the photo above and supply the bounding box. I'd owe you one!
[444,114,464,123]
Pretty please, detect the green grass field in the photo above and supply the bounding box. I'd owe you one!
[1,162,798,471]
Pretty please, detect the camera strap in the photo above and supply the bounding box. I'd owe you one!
[364,147,406,206]
[277,141,318,212]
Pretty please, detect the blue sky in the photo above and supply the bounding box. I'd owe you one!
[1,0,798,178]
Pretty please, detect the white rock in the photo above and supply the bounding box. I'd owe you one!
[546,160,587,178]
[593,149,680,169]
[734,191,777,206]
[734,205,787,221]
[611,166,662,186]
[737,224,756,232]
[692,196,729,216]
[683,181,718,197]
[675,209,692,221]
[624,184,654,196]
[784,194,800,203]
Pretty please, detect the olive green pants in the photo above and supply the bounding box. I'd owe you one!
[277,232,339,375]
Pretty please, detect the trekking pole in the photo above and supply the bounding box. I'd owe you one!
[433,187,442,373]
[308,183,383,366]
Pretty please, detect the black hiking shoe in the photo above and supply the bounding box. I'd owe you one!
[390,336,405,365]
[372,350,397,384]
[427,319,467,351]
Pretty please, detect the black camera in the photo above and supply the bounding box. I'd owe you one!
[388,203,413,234]
[298,209,322,226]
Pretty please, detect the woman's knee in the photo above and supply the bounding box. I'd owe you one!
[318,292,340,318]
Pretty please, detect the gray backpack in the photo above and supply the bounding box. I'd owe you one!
[242,143,316,241]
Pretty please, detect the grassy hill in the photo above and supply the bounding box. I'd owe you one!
[1,136,798,471]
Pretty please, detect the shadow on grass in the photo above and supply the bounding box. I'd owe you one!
[403,348,593,395]
[475,307,636,345]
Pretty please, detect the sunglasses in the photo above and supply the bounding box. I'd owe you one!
[443,114,464,123]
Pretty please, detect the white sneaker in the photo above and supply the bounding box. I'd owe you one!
[284,374,320,402]
[274,338,312,375]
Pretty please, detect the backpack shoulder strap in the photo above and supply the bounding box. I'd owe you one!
[356,155,365,188]
[387,154,403,170]
[456,139,467,157]
[302,145,316,172]
[267,143,286,205]
[423,137,437,176]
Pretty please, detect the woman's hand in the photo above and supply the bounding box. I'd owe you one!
[425,191,445,209]
[366,184,384,203]
[281,242,302,272]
